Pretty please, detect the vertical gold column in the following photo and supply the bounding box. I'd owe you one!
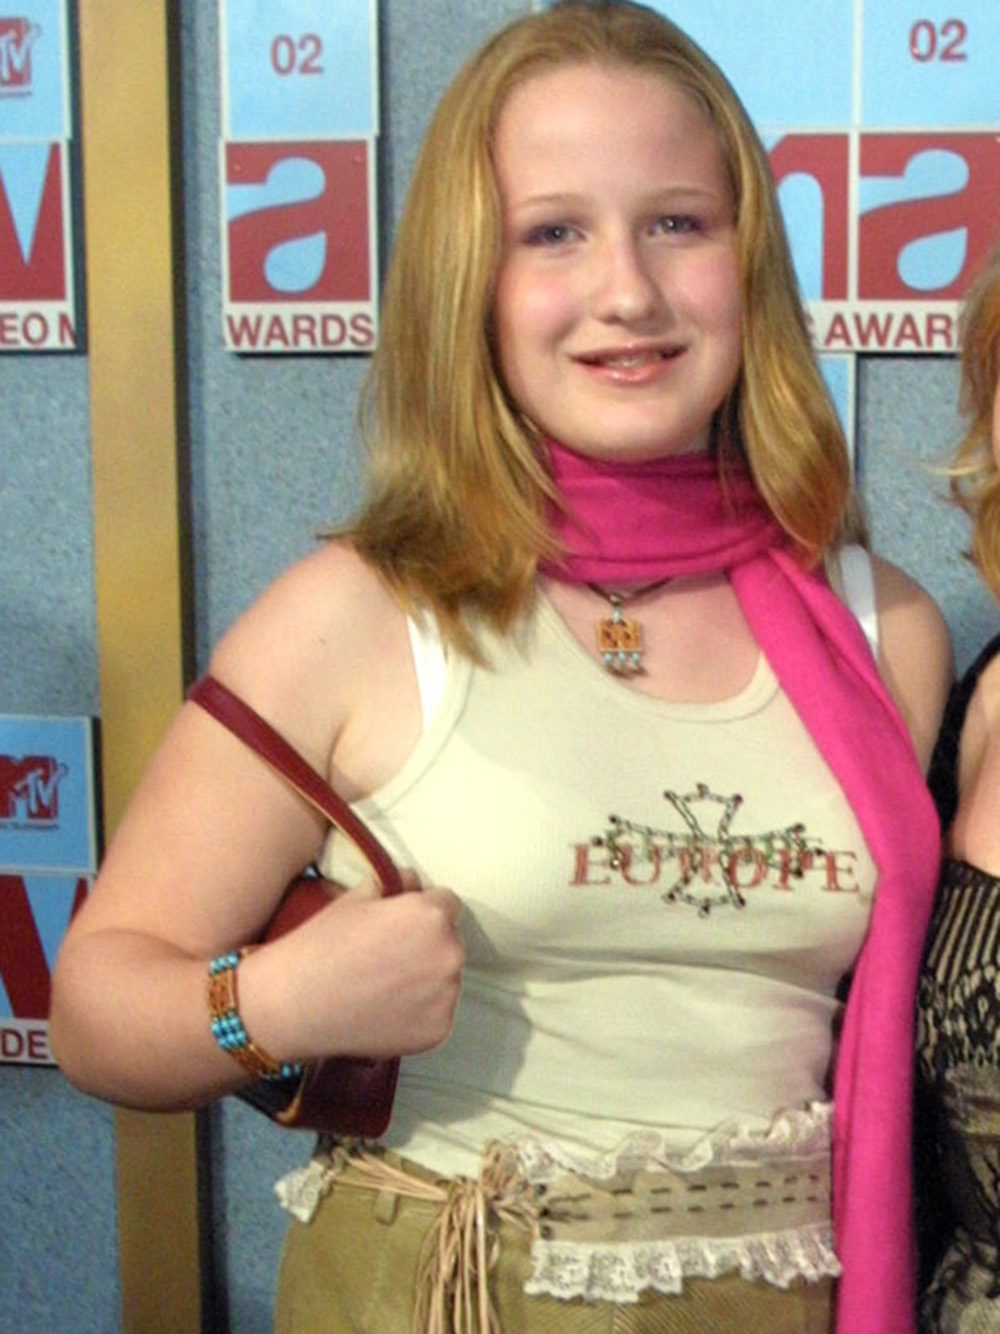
[79,3,204,1331]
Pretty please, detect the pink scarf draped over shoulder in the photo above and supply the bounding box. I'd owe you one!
[541,441,941,1334]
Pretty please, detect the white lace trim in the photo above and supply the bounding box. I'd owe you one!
[526,1225,840,1302]
[518,1102,839,1302]
[274,1104,840,1300]
[275,1159,329,1224]
[515,1100,834,1184]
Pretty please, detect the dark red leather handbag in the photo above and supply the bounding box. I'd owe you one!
[188,674,405,1137]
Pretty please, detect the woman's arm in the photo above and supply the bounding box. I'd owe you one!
[871,554,953,773]
[49,543,464,1110]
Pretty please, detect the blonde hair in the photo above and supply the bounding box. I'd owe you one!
[346,0,854,652]
[950,241,1000,599]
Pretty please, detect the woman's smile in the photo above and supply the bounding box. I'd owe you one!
[574,341,687,383]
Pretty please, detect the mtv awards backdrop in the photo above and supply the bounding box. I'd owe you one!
[0,716,96,1064]
[0,0,76,351]
[219,0,379,354]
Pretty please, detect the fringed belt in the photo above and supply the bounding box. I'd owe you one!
[282,1141,536,1333]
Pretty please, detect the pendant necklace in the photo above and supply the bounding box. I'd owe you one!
[586,578,671,675]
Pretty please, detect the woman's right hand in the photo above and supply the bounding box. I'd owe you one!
[238,874,465,1063]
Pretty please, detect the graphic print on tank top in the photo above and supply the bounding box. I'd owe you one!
[577,781,860,915]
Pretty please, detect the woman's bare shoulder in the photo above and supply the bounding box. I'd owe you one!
[870,554,953,770]
[206,541,410,774]
[215,541,389,653]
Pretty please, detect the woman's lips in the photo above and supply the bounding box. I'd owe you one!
[575,344,684,381]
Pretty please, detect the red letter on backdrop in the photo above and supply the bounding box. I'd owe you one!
[768,134,850,301]
[0,143,65,300]
[226,140,370,303]
[858,133,1000,300]
[0,875,87,1018]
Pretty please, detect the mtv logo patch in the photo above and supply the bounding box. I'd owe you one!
[0,715,95,872]
[0,18,40,96]
[0,754,66,822]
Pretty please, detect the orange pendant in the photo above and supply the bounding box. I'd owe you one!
[596,596,643,674]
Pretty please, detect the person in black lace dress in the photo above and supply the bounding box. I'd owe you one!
[918,242,1000,1331]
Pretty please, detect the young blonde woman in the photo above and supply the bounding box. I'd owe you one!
[51,3,950,1330]
[917,243,1000,1332]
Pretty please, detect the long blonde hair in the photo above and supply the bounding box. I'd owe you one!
[346,0,853,652]
[950,241,1000,598]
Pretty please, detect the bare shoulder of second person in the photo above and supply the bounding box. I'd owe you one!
[870,554,953,772]
[948,648,1000,873]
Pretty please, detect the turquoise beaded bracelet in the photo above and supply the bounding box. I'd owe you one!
[207,948,303,1082]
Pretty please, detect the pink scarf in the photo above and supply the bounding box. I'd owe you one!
[543,441,940,1334]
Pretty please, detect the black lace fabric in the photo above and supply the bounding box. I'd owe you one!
[917,634,1000,1333]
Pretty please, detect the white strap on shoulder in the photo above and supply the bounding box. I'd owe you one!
[406,611,448,729]
[837,544,879,658]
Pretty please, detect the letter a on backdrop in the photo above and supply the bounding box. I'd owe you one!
[219,0,379,354]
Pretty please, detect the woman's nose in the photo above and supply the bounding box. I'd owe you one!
[590,234,663,324]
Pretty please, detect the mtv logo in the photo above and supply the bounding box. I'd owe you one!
[0,754,67,822]
[0,19,40,96]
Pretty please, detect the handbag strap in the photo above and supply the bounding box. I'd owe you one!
[187,674,404,897]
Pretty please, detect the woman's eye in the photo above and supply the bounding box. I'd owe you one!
[525,223,579,246]
[654,215,701,235]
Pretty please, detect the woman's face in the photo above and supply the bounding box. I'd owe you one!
[492,62,742,463]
